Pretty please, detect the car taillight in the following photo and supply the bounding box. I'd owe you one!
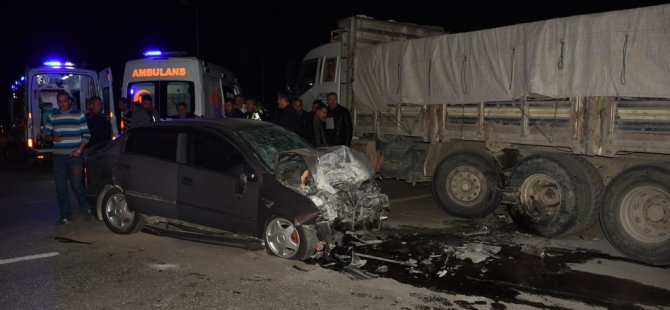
[37,154,45,160]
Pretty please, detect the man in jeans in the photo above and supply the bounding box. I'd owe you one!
[42,90,91,225]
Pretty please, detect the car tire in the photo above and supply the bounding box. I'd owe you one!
[432,150,502,218]
[101,188,144,234]
[507,153,596,237]
[264,217,316,261]
[601,165,670,265]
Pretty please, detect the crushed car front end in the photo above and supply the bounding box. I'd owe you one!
[275,146,390,257]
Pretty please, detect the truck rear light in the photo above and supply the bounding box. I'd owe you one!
[28,138,33,148]
[28,112,32,119]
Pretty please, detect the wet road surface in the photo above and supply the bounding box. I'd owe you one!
[318,225,670,309]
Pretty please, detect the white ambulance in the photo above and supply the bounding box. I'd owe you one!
[7,60,118,160]
[121,50,241,121]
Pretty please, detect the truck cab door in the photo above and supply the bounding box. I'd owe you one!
[99,67,119,136]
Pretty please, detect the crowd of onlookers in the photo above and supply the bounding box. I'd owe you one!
[114,92,352,148]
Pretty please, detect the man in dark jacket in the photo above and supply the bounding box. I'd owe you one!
[325,92,352,146]
[86,96,112,149]
[311,104,329,147]
[129,94,159,128]
[275,95,302,135]
[292,98,311,141]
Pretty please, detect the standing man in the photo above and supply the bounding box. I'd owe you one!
[117,97,132,132]
[231,94,246,118]
[275,94,302,135]
[129,94,159,128]
[243,97,267,121]
[292,98,311,140]
[86,96,112,149]
[311,104,329,147]
[174,102,195,119]
[223,97,235,118]
[325,92,352,146]
[42,90,91,225]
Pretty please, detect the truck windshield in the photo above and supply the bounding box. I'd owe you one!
[295,58,318,96]
[238,125,311,169]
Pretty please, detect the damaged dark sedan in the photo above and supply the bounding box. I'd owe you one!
[85,119,389,260]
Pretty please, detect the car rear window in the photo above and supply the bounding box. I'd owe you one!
[125,129,178,161]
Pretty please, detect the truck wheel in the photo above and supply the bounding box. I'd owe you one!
[564,156,604,235]
[101,188,144,234]
[601,165,670,265]
[507,153,594,237]
[432,150,502,218]
[265,217,317,261]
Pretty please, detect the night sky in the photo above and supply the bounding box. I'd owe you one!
[1,0,668,125]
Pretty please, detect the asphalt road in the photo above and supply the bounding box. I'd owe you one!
[1,142,669,309]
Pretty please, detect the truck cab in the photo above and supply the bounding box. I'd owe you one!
[289,42,344,109]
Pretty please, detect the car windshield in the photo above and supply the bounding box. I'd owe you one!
[238,125,311,168]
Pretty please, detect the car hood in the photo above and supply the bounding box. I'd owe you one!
[276,146,375,195]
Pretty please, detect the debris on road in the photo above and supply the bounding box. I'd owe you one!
[54,236,92,245]
[447,243,501,264]
[462,225,491,237]
[355,253,418,267]
[520,244,546,258]
[343,265,378,280]
[292,265,309,272]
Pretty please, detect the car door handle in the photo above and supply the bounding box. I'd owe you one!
[181,177,193,186]
[118,164,130,171]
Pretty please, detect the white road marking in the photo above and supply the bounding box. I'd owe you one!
[0,252,59,265]
[390,194,433,204]
[148,263,180,271]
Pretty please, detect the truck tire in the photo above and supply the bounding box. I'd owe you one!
[564,156,604,235]
[507,153,596,237]
[601,165,670,265]
[432,150,502,218]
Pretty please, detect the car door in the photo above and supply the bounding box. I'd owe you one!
[177,129,260,236]
[114,127,179,218]
[98,67,118,136]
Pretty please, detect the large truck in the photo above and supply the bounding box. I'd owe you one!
[121,50,241,123]
[289,5,670,265]
[6,60,117,161]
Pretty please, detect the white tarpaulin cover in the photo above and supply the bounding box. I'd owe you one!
[354,4,670,111]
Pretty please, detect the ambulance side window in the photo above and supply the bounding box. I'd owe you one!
[128,82,157,106]
[165,82,194,117]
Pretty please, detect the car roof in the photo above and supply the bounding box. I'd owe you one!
[132,118,275,132]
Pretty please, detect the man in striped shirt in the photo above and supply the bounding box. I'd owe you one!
[42,90,91,225]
